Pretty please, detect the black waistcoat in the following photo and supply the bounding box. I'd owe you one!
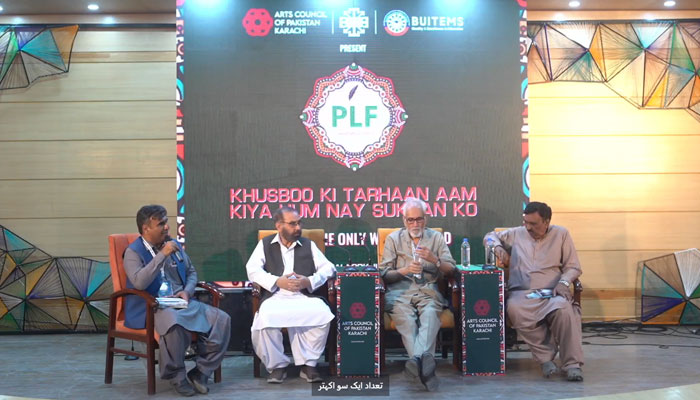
[260,235,326,304]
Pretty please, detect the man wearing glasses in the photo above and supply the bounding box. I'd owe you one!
[246,207,336,384]
[379,198,456,391]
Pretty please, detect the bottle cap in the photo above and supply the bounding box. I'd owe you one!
[463,238,469,242]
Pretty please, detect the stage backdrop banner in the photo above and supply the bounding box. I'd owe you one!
[180,0,524,280]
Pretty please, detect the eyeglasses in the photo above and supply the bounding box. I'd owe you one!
[404,217,425,224]
[282,220,303,227]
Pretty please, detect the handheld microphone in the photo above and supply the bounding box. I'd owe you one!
[164,235,183,262]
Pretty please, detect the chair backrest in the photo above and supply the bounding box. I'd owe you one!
[108,233,140,322]
[377,227,443,264]
[257,229,325,253]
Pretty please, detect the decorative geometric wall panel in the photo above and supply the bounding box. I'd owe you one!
[0,25,78,90]
[529,20,700,121]
[0,225,111,333]
[641,249,700,324]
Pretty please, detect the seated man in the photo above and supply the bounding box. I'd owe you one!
[123,205,231,396]
[484,201,584,381]
[379,198,456,391]
[246,207,336,384]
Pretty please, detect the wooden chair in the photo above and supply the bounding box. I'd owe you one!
[376,228,461,371]
[251,229,337,377]
[493,228,583,349]
[104,233,223,395]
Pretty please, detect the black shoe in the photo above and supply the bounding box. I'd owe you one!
[404,357,420,380]
[187,367,209,394]
[420,352,439,392]
[170,378,196,397]
[299,365,323,383]
[267,368,287,384]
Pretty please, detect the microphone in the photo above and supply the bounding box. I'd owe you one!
[164,235,183,262]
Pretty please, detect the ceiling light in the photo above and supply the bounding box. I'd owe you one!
[87,4,99,11]
[568,1,581,7]
[0,5,4,13]
[663,1,676,7]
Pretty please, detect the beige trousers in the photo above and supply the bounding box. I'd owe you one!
[508,300,584,370]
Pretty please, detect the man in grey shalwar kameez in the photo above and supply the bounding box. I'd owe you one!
[123,205,231,396]
[380,198,456,391]
[484,201,584,381]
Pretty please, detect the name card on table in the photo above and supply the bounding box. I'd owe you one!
[459,265,505,375]
[335,267,381,377]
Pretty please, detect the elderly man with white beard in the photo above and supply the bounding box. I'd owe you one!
[379,197,456,391]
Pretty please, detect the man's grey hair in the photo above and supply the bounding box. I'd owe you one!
[401,197,428,216]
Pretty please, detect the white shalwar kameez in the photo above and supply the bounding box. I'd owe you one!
[246,234,336,371]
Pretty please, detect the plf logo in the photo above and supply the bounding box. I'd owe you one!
[300,63,407,171]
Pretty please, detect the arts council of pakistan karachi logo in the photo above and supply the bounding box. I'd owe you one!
[300,63,407,171]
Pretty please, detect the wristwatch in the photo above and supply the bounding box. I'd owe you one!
[558,279,570,288]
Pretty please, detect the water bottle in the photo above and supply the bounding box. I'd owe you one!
[157,268,172,297]
[412,245,423,280]
[485,238,496,267]
[460,238,470,267]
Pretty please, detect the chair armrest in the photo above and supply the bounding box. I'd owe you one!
[196,282,224,308]
[108,288,158,334]
[251,283,261,314]
[327,279,336,309]
[573,279,583,307]
[110,288,159,309]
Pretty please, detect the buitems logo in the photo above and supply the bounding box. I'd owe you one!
[349,302,367,319]
[242,8,273,36]
[474,299,491,316]
[300,63,407,171]
[383,10,410,36]
[339,7,369,37]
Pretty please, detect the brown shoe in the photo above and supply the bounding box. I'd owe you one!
[299,365,323,383]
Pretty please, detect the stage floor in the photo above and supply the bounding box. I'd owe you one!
[1,325,699,400]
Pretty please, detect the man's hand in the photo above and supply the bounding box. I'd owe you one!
[413,247,438,265]
[553,281,572,301]
[400,260,423,276]
[289,272,312,290]
[276,273,304,292]
[494,246,510,267]
[160,240,178,256]
[173,290,190,303]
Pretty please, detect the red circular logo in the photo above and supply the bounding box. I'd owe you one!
[242,8,273,37]
[474,299,490,316]
[349,302,367,319]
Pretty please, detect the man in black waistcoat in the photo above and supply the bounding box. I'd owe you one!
[246,207,336,384]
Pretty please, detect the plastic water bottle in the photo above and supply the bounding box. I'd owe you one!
[460,238,471,267]
[157,268,172,297]
[485,238,496,267]
[412,245,423,280]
